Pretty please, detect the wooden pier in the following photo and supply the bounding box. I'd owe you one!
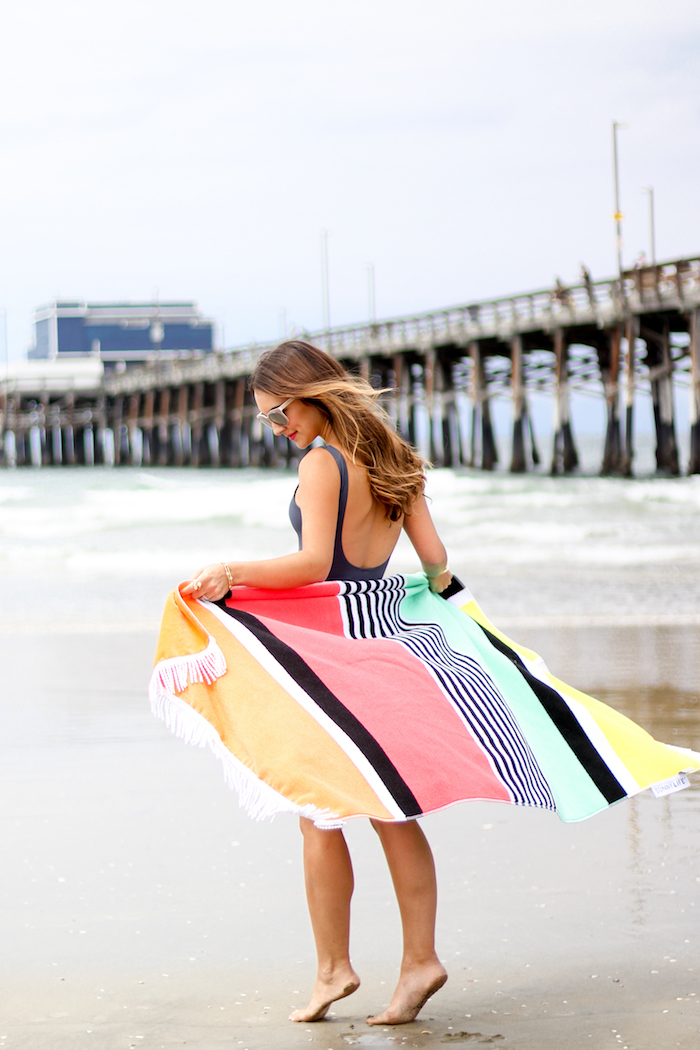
[2,255,700,475]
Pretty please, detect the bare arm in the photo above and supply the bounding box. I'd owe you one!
[181,448,341,598]
[402,494,452,593]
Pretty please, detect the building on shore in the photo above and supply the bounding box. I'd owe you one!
[28,300,214,370]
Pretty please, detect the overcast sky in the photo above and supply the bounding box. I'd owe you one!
[1,0,699,360]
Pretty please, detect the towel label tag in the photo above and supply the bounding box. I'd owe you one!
[650,774,690,798]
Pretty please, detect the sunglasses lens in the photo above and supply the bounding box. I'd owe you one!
[258,398,292,428]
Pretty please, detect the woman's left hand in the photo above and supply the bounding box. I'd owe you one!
[427,568,453,594]
[181,563,232,601]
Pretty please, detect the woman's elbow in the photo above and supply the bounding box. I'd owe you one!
[303,551,333,584]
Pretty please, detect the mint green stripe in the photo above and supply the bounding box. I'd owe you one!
[398,574,608,821]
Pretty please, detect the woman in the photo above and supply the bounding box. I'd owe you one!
[182,340,451,1025]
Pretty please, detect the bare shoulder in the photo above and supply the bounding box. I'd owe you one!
[297,447,342,490]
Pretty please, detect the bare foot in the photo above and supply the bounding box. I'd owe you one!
[366,960,447,1026]
[289,967,360,1022]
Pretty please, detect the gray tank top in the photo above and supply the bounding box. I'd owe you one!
[289,445,391,582]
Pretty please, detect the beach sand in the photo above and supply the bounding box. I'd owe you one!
[2,615,698,1050]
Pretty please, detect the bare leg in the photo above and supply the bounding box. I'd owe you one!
[289,817,360,1022]
[366,820,447,1025]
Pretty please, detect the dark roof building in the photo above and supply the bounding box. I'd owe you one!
[29,300,215,368]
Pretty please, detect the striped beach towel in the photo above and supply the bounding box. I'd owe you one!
[150,574,699,828]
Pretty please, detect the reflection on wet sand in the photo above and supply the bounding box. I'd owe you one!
[606,686,700,756]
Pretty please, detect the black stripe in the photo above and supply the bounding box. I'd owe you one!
[476,623,627,805]
[215,601,422,818]
[438,574,467,601]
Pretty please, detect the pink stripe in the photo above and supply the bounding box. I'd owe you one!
[226,588,346,636]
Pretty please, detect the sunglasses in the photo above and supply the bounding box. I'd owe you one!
[256,396,295,429]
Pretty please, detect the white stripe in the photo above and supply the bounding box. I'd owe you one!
[200,600,406,821]
[446,584,475,606]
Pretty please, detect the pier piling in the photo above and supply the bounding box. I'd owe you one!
[551,329,578,475]
[690,307,700,475]
[599,327,622,476]
[510,336,526,473]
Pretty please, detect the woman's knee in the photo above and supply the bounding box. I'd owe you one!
[370,817,405,842]
[299,816,346,847]
[371,818,429,850]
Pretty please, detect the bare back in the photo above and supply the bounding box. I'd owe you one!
[333,445,404,570]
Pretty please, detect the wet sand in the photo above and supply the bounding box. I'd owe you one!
[2,616,699,1050]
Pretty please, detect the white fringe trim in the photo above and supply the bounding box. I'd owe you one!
[148,675,343,828]
[153,634,228,694]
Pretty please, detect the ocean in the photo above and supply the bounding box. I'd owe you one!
[1,438,699,632]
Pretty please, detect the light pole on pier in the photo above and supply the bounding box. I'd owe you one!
[1,309,7,381]
[367,263,376,323]
[643,186,656,265]
[321,230,331,335]
[612,120,627,277]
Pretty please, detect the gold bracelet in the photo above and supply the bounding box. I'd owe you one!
[425,564,449,579]
[221,562,234,592]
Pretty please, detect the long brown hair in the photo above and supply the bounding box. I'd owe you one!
[249,341,425,520]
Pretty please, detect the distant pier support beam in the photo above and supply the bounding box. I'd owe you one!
[551,330,578,475]
[40,397,51,465]
[646,321,679,475]
[52,424,63,465]
[599,327,622,475]
[190,383,204,467]
[142,390,155,466]
[111,397,123,465]
[128,394,140,466]
[690,308,700,475]
[64,394,77,466]
[175,386,188,466]
[397,355,414,447]
[230,378,245,467]
[4,426,17,469]
[422,349,443,466]
[620,317,637,477]
[157,389,171,466]
[29,425,42,468]
[443,361,461,468]
[388,354,401,434]
[469,342,497,471]
[83,425,95,467]
[210,379,225,468]
[510,335,526,473]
